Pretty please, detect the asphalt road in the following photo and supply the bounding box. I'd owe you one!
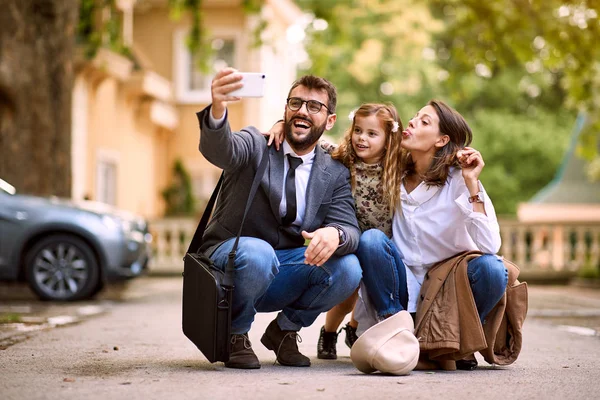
[1,276,599,400]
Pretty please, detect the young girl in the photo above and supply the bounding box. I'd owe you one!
[268,103,404,360]
[354,99,510,370]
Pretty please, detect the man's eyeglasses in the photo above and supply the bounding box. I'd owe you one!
[286,97,332,115]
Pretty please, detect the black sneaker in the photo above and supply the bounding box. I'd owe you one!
[317,326,338,360]
[342,323,358,349]
[456,354,478,371]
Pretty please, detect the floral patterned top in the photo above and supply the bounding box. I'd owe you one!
[353,161,392,237]
[320,141,392,237]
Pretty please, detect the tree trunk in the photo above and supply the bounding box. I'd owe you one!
[0,0,78,197]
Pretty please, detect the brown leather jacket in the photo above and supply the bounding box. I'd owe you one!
[415,251,528,368]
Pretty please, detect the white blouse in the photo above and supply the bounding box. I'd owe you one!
[392,168,501,312]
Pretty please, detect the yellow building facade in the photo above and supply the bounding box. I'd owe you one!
[71,0,303,218]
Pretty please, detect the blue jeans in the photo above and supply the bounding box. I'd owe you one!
[467,254,509,322]
[209,237,362,334]
[357,229,508,323]
[355,229,408,317]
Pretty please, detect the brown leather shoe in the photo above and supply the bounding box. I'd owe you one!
[260,319,311,367]
[224,333,260,369]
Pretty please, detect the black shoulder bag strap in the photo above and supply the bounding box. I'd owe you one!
[186,144,270,288]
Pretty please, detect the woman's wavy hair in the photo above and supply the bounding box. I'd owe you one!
[331,103,404,215]
[402,99,472,186]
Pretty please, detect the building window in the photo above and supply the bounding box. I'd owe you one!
[96,152,118,206]
[174,29,240,104]
[189,39,236,91]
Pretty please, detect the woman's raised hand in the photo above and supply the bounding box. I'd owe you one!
[457,147,485,184]
[265,120,285,150]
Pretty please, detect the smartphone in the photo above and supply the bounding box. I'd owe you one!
[230,72,266,98]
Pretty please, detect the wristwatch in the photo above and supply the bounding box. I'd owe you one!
[335,227,346,245]
[468,191,484,204]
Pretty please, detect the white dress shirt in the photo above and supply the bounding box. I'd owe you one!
[392,168,501,312]
[279,141,315,226]
[207,109,314,226]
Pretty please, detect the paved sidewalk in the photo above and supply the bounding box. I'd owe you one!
[527,284,600,334]
[1,278,599,400]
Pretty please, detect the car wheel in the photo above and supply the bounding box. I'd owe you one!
[25,234,100,301]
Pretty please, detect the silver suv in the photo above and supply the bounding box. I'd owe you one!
[0,178,152,301]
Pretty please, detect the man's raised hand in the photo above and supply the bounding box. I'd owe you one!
[210,68,243,119]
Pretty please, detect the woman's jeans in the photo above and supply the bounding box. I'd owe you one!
[356,229,508,323]
[209,237,362,334]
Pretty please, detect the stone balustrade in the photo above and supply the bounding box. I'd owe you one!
[149,217,197,274]
[148,217,600,279]
[498,220,600,279]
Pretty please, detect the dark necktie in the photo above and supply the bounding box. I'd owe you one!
[283,154,303,225]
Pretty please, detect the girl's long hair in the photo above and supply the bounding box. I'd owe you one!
[331,103,404,215]
[402,99,472,186]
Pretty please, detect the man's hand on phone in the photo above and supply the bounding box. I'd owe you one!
[210,68,243,119]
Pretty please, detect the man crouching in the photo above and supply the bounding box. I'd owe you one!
[196,68,362,369]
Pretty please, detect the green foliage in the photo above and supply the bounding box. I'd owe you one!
[0,313,22,324]
[469,108,574,215]
[242,0,264,14]
[294,0,580,214]
[168,0,211,73]
[77,0,132,59]
[77,0,101,57]
[104,1,126,54]
[295,0,441,137]
[241,0,266,47]
[168,0,265,72]
[428,0,600,178]
[161,159,196,217]
[578,264,600,279]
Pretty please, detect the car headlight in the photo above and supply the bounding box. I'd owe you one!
[101,215,133,233]
[136,219,147,232]
[121,219,133,233]
[128,231,145,243]
[101,215,121,231]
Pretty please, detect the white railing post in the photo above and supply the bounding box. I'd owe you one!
[148,217,198,274]
[590,227,600,268]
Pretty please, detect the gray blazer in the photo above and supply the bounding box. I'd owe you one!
[196,106,360,256]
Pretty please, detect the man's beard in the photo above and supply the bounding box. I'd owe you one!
[284,116,327,153]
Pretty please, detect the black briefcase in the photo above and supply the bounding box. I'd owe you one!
[182,252,233,362]
[182,145,269,363]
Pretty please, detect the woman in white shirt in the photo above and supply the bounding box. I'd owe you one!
[355,99,508,370]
